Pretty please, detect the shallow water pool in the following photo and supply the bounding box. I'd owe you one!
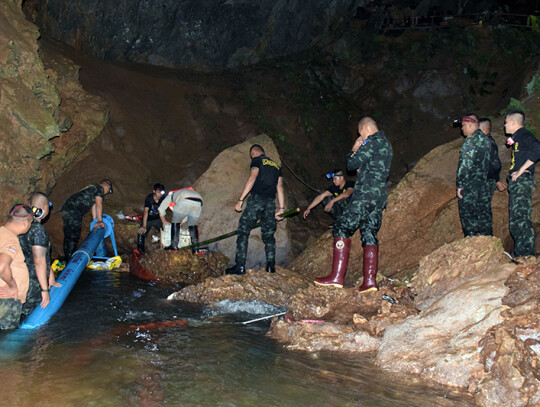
[0,270,474,406]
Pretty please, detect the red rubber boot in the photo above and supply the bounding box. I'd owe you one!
[358,245,379,294]
[313,237,351,288]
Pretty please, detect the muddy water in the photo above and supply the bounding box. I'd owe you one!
[0,271,473,406]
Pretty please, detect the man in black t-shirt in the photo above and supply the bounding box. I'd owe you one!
[504,110,540,257]
[303,169,353,221]
[137,183,166,253]
[61,179,113,260]
[226,144,285,275]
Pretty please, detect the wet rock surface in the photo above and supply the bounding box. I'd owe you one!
[411,236,508,310]
[0,0,59,206]
[139,250,228,285]
[377,237,513,388]
[0,1,106,213]
[169,267,311,307]
[268,282,417,352]
[475,258,540,407]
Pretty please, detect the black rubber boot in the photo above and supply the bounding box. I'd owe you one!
[165,223,180,251]
[189,225,199,254]
[137,234,145,253]
[265,262,275,273]
[225,264,246,275]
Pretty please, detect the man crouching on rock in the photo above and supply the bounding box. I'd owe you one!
[314,117,392,293]
[226,144,285,275]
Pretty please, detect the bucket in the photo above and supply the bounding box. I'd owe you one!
[179,228,191,248]
[161,224,171,248]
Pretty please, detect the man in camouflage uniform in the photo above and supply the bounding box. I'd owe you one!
[61,179,113,260]
[0,205,33,330]
[456,114,491,237]
[226,144,285,275]
[314,117,392,294]
[505,109,540,257]
[19,192,61,317]
[477,118,507,236]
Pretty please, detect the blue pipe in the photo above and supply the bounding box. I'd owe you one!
[0,217,114,358]
[19,225,107,330]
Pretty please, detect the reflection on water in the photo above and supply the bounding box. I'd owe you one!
[0,271,474,406]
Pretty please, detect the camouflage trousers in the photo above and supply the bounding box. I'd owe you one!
[22,275,41,317]
[508,173,536,257]
[0,298,23,330]
[458,182,492,237]
[322,196,350,220]
[62,210,83,259]
[333,199,383,246]
[235,195,277,266]
[476,180,498,236]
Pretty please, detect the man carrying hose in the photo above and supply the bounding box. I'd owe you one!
[61,179,113,261]
[19,192,61,317]
[226,144,285,275]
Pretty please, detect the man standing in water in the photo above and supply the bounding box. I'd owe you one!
[456,114,490,237]
[137,183,166,253]
[505,109,540,257]
[19,192,61,316]
[61,179,113,261]
[226,144,285,275]
[0,205,33,329]
[314,117,392,293]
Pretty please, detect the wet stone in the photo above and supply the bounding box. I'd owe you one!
[139,250,229,285]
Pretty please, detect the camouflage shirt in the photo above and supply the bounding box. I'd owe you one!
[347,131,393,208]
[61,184,105,215]
[18,220,51,279]
[487,135,502,182]
[456,129,490,189]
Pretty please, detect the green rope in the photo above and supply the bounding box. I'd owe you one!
[180,207,300,250]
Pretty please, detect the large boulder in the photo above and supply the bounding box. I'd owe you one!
[475,259,540,407]
[376,237,540,403]
[193,134,292,268]
[376,237,513,388]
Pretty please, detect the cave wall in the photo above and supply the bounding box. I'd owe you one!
[23,0,366,70]
[0,0,107,215]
